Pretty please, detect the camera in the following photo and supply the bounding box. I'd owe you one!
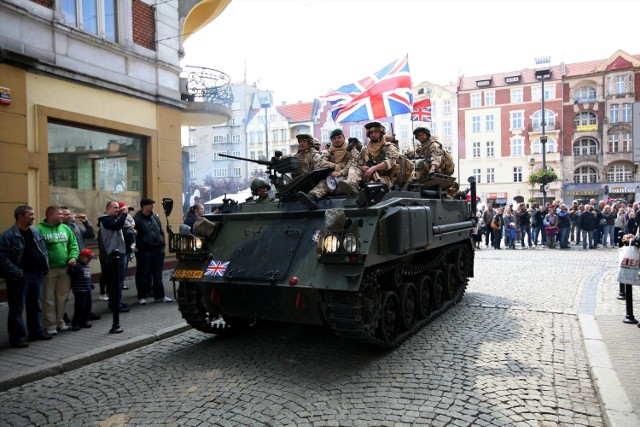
[128,207,135,212]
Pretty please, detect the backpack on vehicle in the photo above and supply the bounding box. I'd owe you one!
[433,140,455,176]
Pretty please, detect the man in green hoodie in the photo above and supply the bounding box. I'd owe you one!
[37,206,79,335]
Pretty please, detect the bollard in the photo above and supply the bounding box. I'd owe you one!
[109,249,123,333]
[617,282,626,300]
[622,284,638,324]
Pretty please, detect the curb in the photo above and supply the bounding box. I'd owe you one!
[579,314,640,427]
[0,323,191,392]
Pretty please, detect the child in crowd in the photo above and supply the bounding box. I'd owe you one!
[507,222,517,249]
[68,248,96,331]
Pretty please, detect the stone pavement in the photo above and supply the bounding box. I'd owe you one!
[0,270,189,391]
[0,248,638,427]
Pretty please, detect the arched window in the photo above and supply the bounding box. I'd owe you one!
[532,109,555,128]
[532,138,557,154]
[573,166,598,183]
[573,86,597,102]
[573,111,597,127]
[606,164,633,182]
[573,138,598,155]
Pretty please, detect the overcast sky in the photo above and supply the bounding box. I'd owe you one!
[182,0,639,105]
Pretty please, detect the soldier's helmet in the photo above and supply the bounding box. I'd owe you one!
[413,127,431,139]
[250,177,271,195]
[364,121,386,137]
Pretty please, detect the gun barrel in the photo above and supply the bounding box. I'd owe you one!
[219,153,271,166]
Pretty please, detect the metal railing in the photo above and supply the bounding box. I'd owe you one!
[181,65,233,108]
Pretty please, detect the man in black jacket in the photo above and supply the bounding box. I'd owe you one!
[0,205,52,347]
[134,198,172,305]
[516,203,532,248]
[579,205,598,249]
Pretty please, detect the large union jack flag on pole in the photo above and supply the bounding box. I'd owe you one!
[412,98,432,122]
[321,55,413,123]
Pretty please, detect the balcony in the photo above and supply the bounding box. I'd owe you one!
[603,151,633,164]
[529,152,561,164]
[573,154,600,164]
[180,65,233,127]
[528,124,556,132]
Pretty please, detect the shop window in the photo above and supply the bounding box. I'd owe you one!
[48,121,144,219]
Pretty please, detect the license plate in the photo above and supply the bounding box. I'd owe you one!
[173,269,204,279]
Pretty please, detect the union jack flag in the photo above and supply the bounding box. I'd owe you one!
[321,55,413,123]
[412,99,432,122]
[204,260,229,277]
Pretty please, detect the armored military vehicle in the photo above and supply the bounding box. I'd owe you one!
[164,155,476,348]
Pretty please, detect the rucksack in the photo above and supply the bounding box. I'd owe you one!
[432,140,455,175]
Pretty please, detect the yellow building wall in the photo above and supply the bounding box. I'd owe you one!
[0,65,183,232]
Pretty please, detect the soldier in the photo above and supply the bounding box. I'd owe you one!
[298,129,362,210]
[356,121,399,189]
[413,126,451,176]
[250,178,271,203]
[290,134,322,180]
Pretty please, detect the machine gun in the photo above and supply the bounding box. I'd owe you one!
[219,153,299,190]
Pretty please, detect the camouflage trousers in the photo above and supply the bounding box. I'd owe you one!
[309,167,362,199]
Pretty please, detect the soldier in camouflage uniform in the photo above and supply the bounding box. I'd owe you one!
[290,134,322,179]
[413,126,445,176]
[356,122,399,188]
[298,129,362,210]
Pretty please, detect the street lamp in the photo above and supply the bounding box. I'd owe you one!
[258,90,272,160]
[534,56,551,206]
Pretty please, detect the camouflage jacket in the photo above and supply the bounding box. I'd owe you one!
[415,137,444,170]
[318,148,360,177]
[357,142,399,176]
[291,148,322,178]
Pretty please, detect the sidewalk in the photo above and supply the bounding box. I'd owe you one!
[0,270,190,391]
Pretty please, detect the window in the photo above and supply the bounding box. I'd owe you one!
[510,88,523,104]
[443,100,451,113]
[189,170,196,180]
[532,83,555,102]
[281,129,287,141]
[321,129,329,142]
[609,104,619,124]
[189,152,196,162]
[473,168,481,183]
[532,138,557,153]
[532,110,555,128]
[232,134,241,143]
[486,168,495,184]
[606,164,633,182]
[486,141,494,157]
[622,103,632,122]
[472,116,481,132]
[232,151,241,156]
[213,168,227,178]
[431,123,438,137]
[472,142,481,158]
[248,132,255,144]
[608,133,631,152]
[615,75,626,95]
[484,92,495,106]
[573,138,598,155]
[231,117,243,126]
[257,130,264,143]
[350,125,363,139]
[574,167,598,184]
[213,151,227,160]
[485,115,494,132]
[213,135,225,143]
[470,93,481,107]
[511,138,524,156]
[510,112,523,130]
[48,121,144,216]
[272,130,279,142]
[62,0,118,42]
[400,125,409,140]
[443,122,451,137]
[513,166,522,183]
[574,86,597,102]
[249,151,256,160]
[232,167,241,177]
[574,111,597,128]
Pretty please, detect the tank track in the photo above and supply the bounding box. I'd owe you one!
[326,243,470,348]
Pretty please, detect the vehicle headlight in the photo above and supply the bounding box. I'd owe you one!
[194,236,203,250]
[342,234,358,253]
[323,235,340,253]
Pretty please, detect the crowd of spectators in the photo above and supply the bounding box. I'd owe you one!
[0,198,173,347]
[472,198,638,250]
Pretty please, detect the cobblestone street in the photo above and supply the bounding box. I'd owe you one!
[1,245,636,426]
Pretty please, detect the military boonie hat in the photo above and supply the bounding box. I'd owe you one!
[330,128,343,139]
[295,134,313,142]
[413,127,430,137]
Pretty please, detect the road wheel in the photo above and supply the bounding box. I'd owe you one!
[398,282,417,330]
[376,291,400,343]
[430,270,443,310]
[442,264,457,300]
[415,275,432,319]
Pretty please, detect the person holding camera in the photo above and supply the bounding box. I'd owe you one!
[298,128,361,210]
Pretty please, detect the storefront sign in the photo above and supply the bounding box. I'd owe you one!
[576,124,597,132]
[608,186,637,194]
[0,86,10,105]
[488,192,508,199]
